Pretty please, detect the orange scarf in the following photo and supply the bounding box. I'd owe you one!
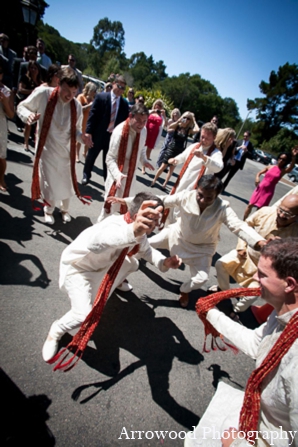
[160,143,215,226]
[104,118,140,215]
[50,212,139,371]
[31,87,91,209]
[196,288,298,441]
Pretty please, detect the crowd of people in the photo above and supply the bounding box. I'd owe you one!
[1,34,298,446]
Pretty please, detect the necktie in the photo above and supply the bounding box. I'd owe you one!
[107,98,117,132]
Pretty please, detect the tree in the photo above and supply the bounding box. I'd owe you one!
[247,63,298,143]
[128,52,167,89]
[260,128,298,155]
[91,18,125,57]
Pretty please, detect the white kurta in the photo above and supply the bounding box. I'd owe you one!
[150,191,264,293]
[52,214,169,337]
[98,121,148,220]
[185,308,298,447]
[17,86,83,203]
[167,143,223,224]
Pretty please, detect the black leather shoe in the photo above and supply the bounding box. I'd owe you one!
[81,174,90,185]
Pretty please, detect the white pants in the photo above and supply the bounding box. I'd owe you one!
[215,249,258,312]
[44,198,70,215]
[49,256,139,340]
[150,230,212,294]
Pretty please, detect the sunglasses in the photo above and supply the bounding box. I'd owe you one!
[116,84,125,90]
[277,207,296,219]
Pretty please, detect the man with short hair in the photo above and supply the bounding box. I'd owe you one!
[36,38,52,69]
[221,130,254,191]
[211,194,298,313]
[82,74,129,183]
[149,175,265,307]
[17,67,88,225]
[187,238,298,446]
[0,33,16,87]
[98,103,154,222]
[42,193,181,362]
[62,54,83,94]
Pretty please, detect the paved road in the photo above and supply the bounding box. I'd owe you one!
[1,124,293,447]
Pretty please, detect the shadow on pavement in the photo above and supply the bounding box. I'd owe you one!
[69,292,203,429]
[0,241,50,288]
[0,368,55,447]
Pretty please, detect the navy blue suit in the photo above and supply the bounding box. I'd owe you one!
[83,92,129,180]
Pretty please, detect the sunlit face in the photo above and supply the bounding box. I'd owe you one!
[112,81,126,97]
[68,56,76,68]
[276,201,298,228]
[200,129,215,148]
[277,154,288,168]
[59,82,78,103]
[196,187,218,211]
[130,113,148,133]
[253,256,286,308]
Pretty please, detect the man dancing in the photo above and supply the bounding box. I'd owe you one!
[42,193,181,362]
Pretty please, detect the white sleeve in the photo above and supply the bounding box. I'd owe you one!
[223,204,265,248]
[206,308,270,359]
[205,149,224,173]
[17,88,47,123]
[87,221,136,253]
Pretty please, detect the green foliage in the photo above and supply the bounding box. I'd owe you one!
[128,52,167,90]
[91,18,125,57]
[260,128,298,155]
[248,63,298,143]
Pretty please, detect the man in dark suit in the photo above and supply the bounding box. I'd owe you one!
[82,75,129,184]
[222,130,254,191]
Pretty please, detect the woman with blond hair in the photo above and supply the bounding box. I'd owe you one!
[142,99,167,174]
[151,111,199,189]
[156,108,181,168]
[214,127,237,180]
[76,82,97,161]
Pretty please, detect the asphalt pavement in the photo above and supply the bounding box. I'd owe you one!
[0,123,294,447]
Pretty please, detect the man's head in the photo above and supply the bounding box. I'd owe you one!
[112,75,126,97]
[211,115,219,126]
[255,238,298,311]
[276,194,298,228]
[0,34,9,49]
[58,67,79,103]
[36,38,45,54]
[200,122,218,148]
[129,103,149,133]
[243,130,251,141]
[68,54,76,68]
[26,46,38,61]
[196,175,222,212]
[129,192,164,234]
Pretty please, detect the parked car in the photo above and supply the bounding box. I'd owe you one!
[254,149,272,165]
[287,166,298,183]
[82,74,105,92]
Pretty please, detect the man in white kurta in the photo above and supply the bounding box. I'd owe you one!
[185,238,298,447]
[149,175,265,307]
[167,122,223,224]
[213,194,298,313]
[42,193,181,362]
[98,103,154,222]
[17,67,85,224]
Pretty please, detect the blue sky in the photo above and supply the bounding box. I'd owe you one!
[44,0,298,120]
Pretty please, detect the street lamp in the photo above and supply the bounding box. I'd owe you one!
[237,110,252,139]
[21,0,38,44]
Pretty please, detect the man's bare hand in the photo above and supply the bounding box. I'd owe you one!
[163,255,182,269]
[221,428,239,447]
[27,113,41,125]
[144,162,154,170]
[116,174,127,188]
[82,133,93,148]
[106,196,126,205]
[133,201,163,237]
[168,158,178,165]
[237,249,247,260]
[194,148,204,158]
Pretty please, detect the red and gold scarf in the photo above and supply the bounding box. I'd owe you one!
[104,118,140,215]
